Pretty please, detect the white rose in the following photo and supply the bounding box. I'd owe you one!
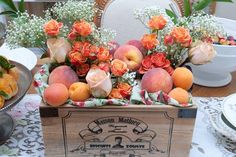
[86,68,112,98]
[47,37,71,63]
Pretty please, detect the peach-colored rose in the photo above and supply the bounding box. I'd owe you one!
[73,20,92,37]
[141,34,159,50]
[189,41,216,65]
[86,68,112,98]
[171,27,192,47]
[117,82,132,98]
[108,88,123,99]
[97,47,111,62]
[47,37,71,63]
[111,59,128,77]
[148,15,167,30]
[68,51,87,65]
[44,20,63,36]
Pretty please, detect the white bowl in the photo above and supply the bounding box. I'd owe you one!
[189,45,236,87]
[189,17,236,87]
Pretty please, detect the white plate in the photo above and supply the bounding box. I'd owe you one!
[208,106,236,142]
[0,46,37,70]
[222,94,236,129]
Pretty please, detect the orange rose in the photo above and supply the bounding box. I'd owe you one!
[73,20,92,37]
[81,42,92,57]
[76,64,90,77]
[97,47,111,62]
[44,20,63,36]
[141,34,159,50]
[73,42,84,51]
[170,27,192,47]
[117,82,132,98]
[111,59,128,77]
[148,15,167,30]
[68,51,87,65]
[108,88,123,99]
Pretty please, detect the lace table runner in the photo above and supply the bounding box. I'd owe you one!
[0,95,44,157]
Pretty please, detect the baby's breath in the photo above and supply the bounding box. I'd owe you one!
[6,12,47,49]
[46,0,98,25]
[177,11,226,41]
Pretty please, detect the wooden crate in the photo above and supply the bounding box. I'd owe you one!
[46,104,196,157]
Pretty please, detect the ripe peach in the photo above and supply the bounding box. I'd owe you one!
[114,45,143,71]
[141,68,173,93]
[44,83,69,106]
[126,39,147,56]
[48,65,79,89]
[69,82,90,101]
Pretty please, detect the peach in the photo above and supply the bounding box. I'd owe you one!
[126,39,147,56]
[48,65,79,88]
[114,45,143,71]
[141,68,173,93]
[44,83,69,106]
[69,82,90,101]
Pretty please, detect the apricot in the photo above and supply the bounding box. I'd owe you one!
[44,83,69,106]
[172,67,193,90]
[168,87,189,104]
[69,82,90,101]
[141,68,173,93]
[48,65,79,89]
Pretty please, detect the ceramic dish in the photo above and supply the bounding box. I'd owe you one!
[0,113,15,145]
[208,107,236,142]
[222,93,236,129]
[0,61,32,112]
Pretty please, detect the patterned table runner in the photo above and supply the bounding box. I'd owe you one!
[0,95,44,157]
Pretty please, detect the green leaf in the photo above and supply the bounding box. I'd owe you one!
[193,0,212,11]
[165,9,177,24]
[18,0,25,12]
[0,10,16,15]
[184,0,191,17]
[0,10,17,18]
[0,56,15,70]
[0,0,17,12]
[0,90,9,99]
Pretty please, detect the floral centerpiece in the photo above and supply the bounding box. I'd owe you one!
[4,0,222,108]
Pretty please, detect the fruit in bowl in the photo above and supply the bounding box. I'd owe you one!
[0,55,19,108]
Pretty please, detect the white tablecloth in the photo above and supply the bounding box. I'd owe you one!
[190,97,236,157]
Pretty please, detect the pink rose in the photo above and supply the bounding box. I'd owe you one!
[189,41,216,65]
